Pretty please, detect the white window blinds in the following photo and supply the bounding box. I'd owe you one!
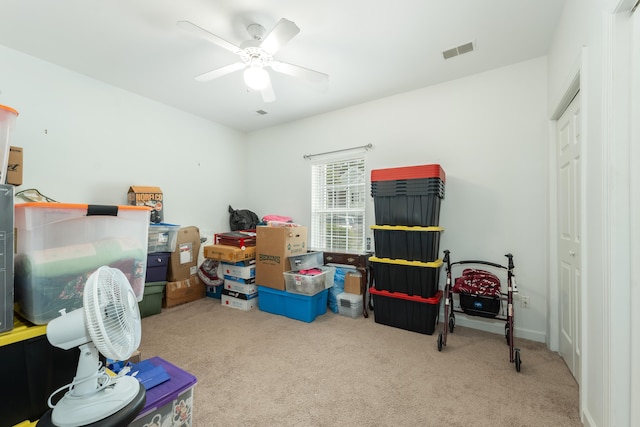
[310,155,366,252]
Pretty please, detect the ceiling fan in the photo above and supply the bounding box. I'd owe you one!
[177,18,329,103]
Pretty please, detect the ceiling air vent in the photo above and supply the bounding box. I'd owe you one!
[442,41,475,59]
[256,109,268,115]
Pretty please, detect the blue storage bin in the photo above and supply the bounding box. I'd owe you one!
[257,286,328,323]
[205,283,223,299]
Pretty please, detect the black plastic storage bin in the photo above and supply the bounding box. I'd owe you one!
[370,256,442,298]
[371,225,442,262]
[369,287,442,335]
[371,164,445,226]
[373,194,442,226]
[0,320,78,427]
[458,293,501,318]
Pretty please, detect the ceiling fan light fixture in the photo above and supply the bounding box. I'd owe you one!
[243,65,270,90]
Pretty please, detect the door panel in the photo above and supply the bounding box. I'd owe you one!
[557,91,581,382]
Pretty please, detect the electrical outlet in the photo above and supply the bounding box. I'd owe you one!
[521,296,530,309]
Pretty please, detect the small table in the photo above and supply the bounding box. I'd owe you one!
[322,251,373,318]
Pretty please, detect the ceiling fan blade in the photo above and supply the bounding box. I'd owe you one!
[261,81,276,103]
[195,62,245,82]
[177,20,242,55]
[260,18,300,55]
[271,61,329,84]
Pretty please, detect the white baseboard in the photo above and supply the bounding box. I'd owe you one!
[446,314,547,343]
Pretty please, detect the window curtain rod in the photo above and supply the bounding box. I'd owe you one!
[303,143,372,160]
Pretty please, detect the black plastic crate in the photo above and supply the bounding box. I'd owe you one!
[458,293,501,318]
[369,287,442,335]
[0,328,78,426]
[373,194,442,226]
[370,256,442,298]
[371,178,445,198]
[372,225,442,262]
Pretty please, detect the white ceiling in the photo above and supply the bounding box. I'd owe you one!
[0,0,565,133]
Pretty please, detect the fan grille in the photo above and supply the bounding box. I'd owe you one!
[84,267,141,361]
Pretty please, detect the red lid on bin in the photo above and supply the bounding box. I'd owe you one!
[369,287,442,304]
[371,164,445,183]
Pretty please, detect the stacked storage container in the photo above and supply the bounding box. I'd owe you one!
[13,203,150,325]
[140,223,180,317]
[212,231,258,310]
[258,251,334,323]
[369,164,445,335]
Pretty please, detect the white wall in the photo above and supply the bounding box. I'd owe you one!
[0,45,246,238]
[245,57,550,343]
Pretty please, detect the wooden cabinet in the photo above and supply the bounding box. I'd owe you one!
[322,251,373,318]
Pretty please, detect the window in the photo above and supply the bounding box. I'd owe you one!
[311,155,366,252]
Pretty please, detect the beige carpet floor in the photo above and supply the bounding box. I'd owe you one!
[138,297,581,427]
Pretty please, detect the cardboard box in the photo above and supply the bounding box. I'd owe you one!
[168,226,201,282]
[344,271,362,295]
[224,277,258,294]
[6,146,22,186]
[255,226,307,291]
[203,244,256,263]
[128,186,163,224]
[221,288,258,310]
[163,274,205,308]
[220,262,255,280]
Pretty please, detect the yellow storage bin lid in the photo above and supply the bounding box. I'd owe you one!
[0,316,47,347]
[369,256,443,268]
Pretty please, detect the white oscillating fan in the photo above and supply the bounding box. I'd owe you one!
[46,266,143,427]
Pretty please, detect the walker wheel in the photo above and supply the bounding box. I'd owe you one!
[515,350,522,372]
[448,316,455,333]
[505,324,510,345]
[437,333,443,351]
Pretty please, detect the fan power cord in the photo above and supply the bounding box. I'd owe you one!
[46,364,115,408]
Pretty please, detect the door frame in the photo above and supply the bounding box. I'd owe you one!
[548,63,582,355]
[548,53,584,417]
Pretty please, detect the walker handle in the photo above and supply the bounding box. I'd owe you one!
[505,253,514,270]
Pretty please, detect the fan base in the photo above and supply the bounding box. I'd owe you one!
[50,376,142,427]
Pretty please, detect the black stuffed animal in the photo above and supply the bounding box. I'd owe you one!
[228,205,259,231]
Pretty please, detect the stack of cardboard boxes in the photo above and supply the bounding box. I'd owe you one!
[203,231,257,310]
